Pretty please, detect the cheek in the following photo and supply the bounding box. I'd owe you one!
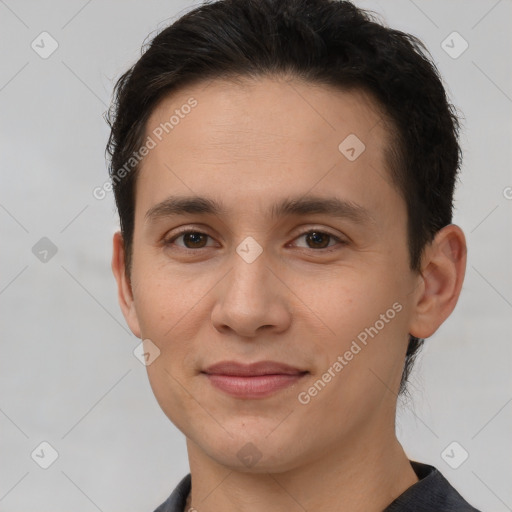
[293,269,398,340]
[132,278,168,338]
[132,264,207,338]
[294,270,409,386]
[134,270,206,428]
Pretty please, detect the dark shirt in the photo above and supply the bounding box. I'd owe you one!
[153,460,482,512]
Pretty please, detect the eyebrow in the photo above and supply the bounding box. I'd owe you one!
[144,194,375,225]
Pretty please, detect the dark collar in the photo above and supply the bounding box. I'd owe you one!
[153,461,481,512]
[383,461,481,511]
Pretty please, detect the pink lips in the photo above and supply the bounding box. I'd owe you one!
[202,360,308,398]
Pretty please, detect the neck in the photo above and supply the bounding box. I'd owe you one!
[184,423,418,512]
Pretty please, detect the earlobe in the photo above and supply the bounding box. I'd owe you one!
[111,231,142,338]
[408,224,467,339]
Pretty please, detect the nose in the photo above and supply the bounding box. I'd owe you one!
[210,253,292,338]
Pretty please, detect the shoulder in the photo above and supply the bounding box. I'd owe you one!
[384,461,482,512]
[152,473,191,512]
[151,464,483,512]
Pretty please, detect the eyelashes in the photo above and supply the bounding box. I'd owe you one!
[163,229,347,253]
[165,231,215,250]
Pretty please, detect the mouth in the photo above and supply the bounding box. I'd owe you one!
[201,360,309,398]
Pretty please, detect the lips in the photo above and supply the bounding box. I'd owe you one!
[202,360,306,377]
[202,360,308,398]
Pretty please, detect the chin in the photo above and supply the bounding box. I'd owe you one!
[197,431,307,474]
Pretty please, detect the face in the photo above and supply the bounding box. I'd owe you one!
[115,76,427,472]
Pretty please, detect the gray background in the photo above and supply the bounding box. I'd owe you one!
[1,0,511,510]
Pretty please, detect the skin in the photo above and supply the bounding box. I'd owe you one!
[112,75,466,512]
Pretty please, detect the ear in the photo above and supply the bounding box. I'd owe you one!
[111,231,142,338]
[408,224,467,339]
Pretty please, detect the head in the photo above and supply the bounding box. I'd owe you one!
[107,0,466,471]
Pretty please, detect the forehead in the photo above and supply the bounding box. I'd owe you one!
[145,75,389,154]
[136,76,398,219]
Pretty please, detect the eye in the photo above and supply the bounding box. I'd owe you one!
[164,228,347,253]
[164,230,215,250]
[291,230,346,251]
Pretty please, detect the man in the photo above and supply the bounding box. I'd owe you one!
[106,0,480,510]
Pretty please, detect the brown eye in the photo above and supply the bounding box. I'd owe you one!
[182,232,208,248]
[166,231,213,249]
[304,231,332,249]
[294,229,348,253]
